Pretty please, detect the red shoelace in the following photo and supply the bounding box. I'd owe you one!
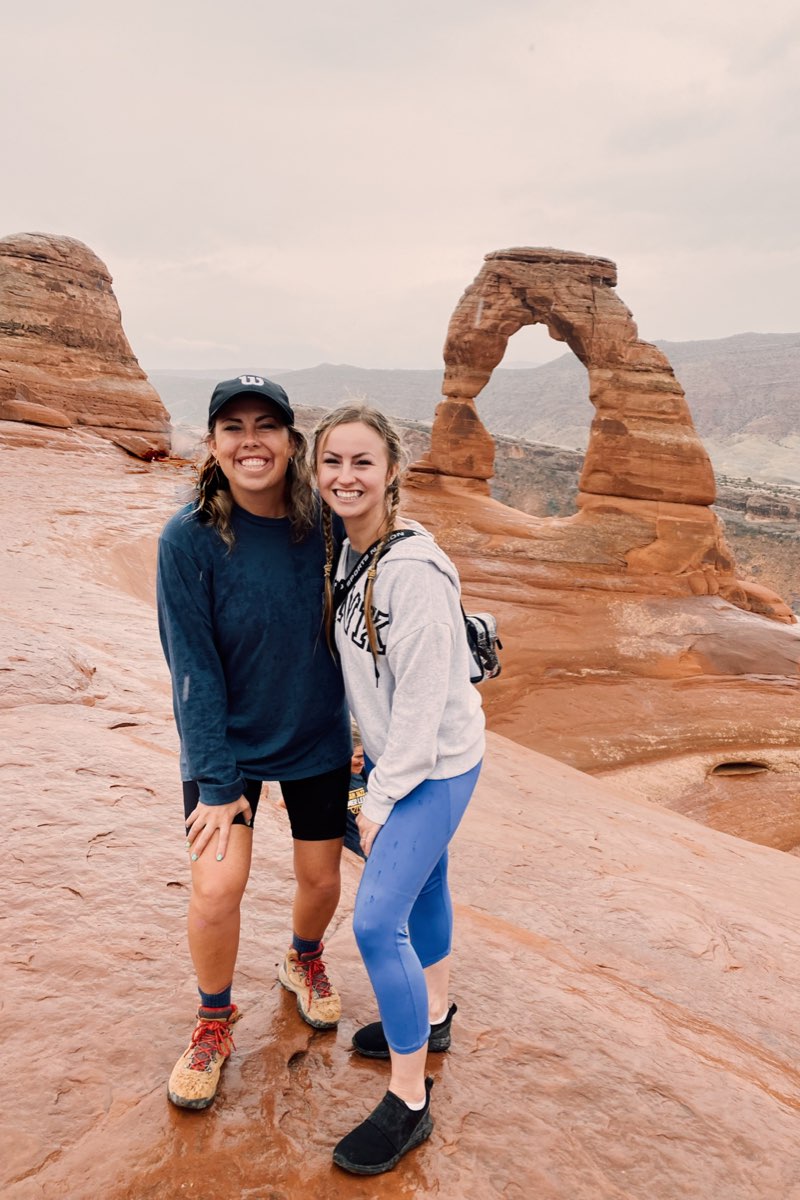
[187,1018,237,1072]
[299,955,334,1002]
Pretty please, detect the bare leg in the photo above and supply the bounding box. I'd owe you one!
[424,955,451,1021]
[388,1045,428,1106]
[188,824,253,994]
[385,960,449,1103]
[291,837,343,942]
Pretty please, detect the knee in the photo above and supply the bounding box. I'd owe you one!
[353,901,394,962]
[191,873,246,923]
[295,867,340,903]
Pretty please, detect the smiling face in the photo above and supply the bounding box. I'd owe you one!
[316,421,398,549]
[209,395,294,516]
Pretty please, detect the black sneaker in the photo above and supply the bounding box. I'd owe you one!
[351,1003,457,1059]
[333,1077,434,1175]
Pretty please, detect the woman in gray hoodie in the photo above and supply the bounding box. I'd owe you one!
[314,404,485,1176]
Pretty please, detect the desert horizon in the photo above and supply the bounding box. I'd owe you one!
[148,328,800,488]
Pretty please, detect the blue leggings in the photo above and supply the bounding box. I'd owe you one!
[353,759,481,1055]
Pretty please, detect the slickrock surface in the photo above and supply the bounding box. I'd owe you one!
[402,473,800,853]
[417,247,790,625]
[4,430,800,1199]
[0,233,170,458]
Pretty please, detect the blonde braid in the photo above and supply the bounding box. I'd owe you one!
[321,503,336,653]
[363,479,401,675]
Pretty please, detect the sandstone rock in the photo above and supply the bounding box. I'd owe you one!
[418,397,493,491]
[725,579,796,622]
[0,370,72,428]
[8,723,800,1200]
[425,247,714,503]
[744,490,799,520]
[412,247,792,626]
[6,234,800,1196]
[400,470,800,852]
[4,425,800,1199]
[0,617,98,709]
[0,397,72,427]
[595,747,800,854]
[0,232,170,458]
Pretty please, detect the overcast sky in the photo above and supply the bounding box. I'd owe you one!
[2,0,799,370]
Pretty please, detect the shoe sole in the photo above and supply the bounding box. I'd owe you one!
[278,966,340,1030]
[332,1112,434,1175]
[352,1033,451,1059]
[167,1088,215,1111]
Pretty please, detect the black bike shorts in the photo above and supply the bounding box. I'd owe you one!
[182,760,351,841]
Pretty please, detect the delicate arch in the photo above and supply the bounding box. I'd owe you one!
[424,247,715,507]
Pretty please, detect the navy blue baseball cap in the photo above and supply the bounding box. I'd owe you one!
[208,375,294,427]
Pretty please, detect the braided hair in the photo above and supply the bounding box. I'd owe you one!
[321,501,337,648]
[361,478,401,675]
[194,421,316,548]
[313,405,407,674]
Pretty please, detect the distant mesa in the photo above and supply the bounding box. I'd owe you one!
[0,232,170,458]
[411,246,794,625]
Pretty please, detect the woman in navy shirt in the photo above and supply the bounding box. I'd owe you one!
[157,375,351,1110]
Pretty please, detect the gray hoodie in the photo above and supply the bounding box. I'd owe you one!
[334,520,485,824]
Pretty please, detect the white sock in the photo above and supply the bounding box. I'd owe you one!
[404,1095,427,1111]
[429,1006,449,1026]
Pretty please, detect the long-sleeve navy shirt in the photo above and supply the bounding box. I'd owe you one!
[157,502,350,805]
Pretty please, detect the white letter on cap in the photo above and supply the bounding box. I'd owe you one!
[239,375,265,386]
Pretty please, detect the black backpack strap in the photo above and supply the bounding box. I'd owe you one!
[332,529,418,614]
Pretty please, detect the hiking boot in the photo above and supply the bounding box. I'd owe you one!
[278,944,341,1029]
[352,1002,457,1059]
[167,1004,241,1110]
[333,1077,434,1175]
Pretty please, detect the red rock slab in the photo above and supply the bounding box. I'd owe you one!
[5,717,800,1200]
[596,750,800,854]
[404,466,795,616]
[3,436,800,1200]
[400,472,800,851]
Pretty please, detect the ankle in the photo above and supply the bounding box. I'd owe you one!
[292,933,322,957]
[198,982,233,1009]
[429,1003,449,1026]
[390,1086,427,1110]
